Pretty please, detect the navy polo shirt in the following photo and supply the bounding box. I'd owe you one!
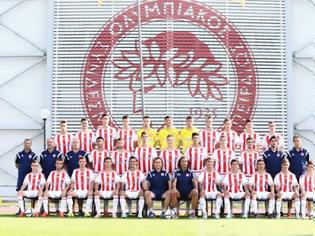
[263,148,285,179]
[146,170,170,199]
[40,148,63,179]
[65,150,88,177]
[15,149,37,191]
[174,169,195,199]
[287,147,309,180]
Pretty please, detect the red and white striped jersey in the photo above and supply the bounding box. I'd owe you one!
[198,170,220,192]
[262,133,284,149]
[117,128,138,153]
[249,172,273,192]
[219,130,239,150]
[76,130,94,153]
[185,146,207,172]
[160,148,181,174]
[89,149,110,173]
[121,170,145,191]
[274,172,298,192]
[223,172,247,193]
[47,170,70,191]
[212,148,235,175]
[54,133,73,155]
[95,126,117,152]
[71,168,94,191]
[199,129,219,156]
[23,172,46,191]
[239,131,261,151]
[134,146,157,174]
[299,175,315,193]
[95,171,120,191]
[111,150,130,175]
[239,151,260,177]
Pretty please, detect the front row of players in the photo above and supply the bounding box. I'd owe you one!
[17,157,315,219]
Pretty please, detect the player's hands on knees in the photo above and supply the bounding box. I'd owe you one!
[191,188,198,195]
[171,188,177,194]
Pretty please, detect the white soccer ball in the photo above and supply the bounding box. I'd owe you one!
[25,208,34,217]
[164,209,174,219]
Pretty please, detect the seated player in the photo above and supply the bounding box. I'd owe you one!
[239,137,260,180]
[17,160,46,217]
[120,156,146,218]
[160,134,181,177]
[223,159,251,218]
[171,157,198,219]
[274,159,300,219]
[94,157,120,218]
[66,156,94,217]
[198,158,223,219]
[144,157,171,218]
[43,158,71,217]
[248,159,275,218]
[299,161,315,219]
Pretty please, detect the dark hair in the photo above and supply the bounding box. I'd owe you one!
[245,119,252,125]
[153,157,164,169]
[55,158,63,163]
[164,115,171,120]
[122,115,129,120]
[129,156,137,162]
[81,118,87,122]
[256,159,265,165]
[192,132,199,138]
[224,118,232,124]
[104,157,112,162]
[141,131,148,138]
[143,115,150,120]
[230,159,239,165]
[293,135,300,141]
[101,113,109,119]
[177,156,187,169]
[281,159,289,165]
[307,161,314,166]
[31,160,38,164]
[269,135,277,142]
[166,134,174,139]
[246,137,254,142]
[186,115,193,120]
[60,120,67,124]
[96,136,104,141]
[268,121,274,124]
[78,156,86,161]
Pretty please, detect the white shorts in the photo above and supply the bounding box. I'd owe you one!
[100,191,114,199]
[48,190,62,199]
[23,190,38,198]
[229,192,246,200]
[125,190,140,199]
[73,190,88,199]
[204,191,221,200]
[256,192,271,200]
[279,192,295,200]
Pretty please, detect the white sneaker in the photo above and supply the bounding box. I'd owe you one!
[202,212,208,219]
[121,213,127,218]
[137,214,143,218]
[94,213,102,218]
[296,215,301,219]
[226,213,232,219]
[112,214,117,218]
[276,214,281,219]
[215,213,220,219]
[242,214,248,219]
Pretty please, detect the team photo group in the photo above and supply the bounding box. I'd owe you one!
[15,113,313,220]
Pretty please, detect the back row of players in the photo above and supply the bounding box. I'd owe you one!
[15,114,312,219]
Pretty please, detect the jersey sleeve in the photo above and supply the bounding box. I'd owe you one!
[184,148,190,159]
[71,171,76,183]
[88,152,93,163]
[95,173,101,184]
[212,150,218,162]
[238,153,244,164]
[23,174,29,185]
[222,175,229,186]
[40,174,46,185]
[274,174,280,186]
[151,148,158,158]
[120,172,127,183]
[139,171,146,182]
[241,174,248,185]
[132,130,138,141]
[89,170,95,182]
[64,173,71,185]
[248,175,255,185]
[197,172,204,183]
[267,174,273,186]
[165,172,170,182]
[114,172,120,183]
[230,150,236,160]
[292,175,298,186]
[46,172,52,184]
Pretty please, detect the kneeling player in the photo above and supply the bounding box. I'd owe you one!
[198,158,223,219]
[248,159,275,218]
[223,159,251,218]
[120,156,146,218]
[17,160,45,217]
[94,157,120,218]
[274,159,300,219]
[67,156,94,217]
[171,157,198,219]
[43,158,70,217]
[144,157,171,218]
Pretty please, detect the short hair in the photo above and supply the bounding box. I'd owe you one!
[281,159,289,165]
[78,156,86,161]
[269,135,277,142]
[256,159,265,165]
[192,132,199,138]
[31,160,38,164]
[307,161,314,166]
[186,115,193,120]
[223,118,232,124]
[129,156,137,162]
[143,115,150,120]
[116,137,123,142]
[104,157,112,162]
[81,118,87,122]
[205,115,212,120]
[101,113,109,119]
[230,159,239,165]
[268,121,274,125]
[122,115,129,120]
[55,158,63,163]
[166,134,174,139]
[141,131,148,138]
[96,136,104,141]
[245,119,252,125]
[246,137,254,142]
[164,115,171,120]
[24,138,32,143]
[293,135,300,141]
[60,120,67,124]
[153,157,163,168]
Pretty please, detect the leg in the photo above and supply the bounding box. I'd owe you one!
[268,193,275,216]
[251,193,258,214]
[137,191,145,218]
[84,191,93,216]
[199,191,207,219]
[243,193,251,218]
[215,194,223,218]
[224,192,232,218]
[145,191,154,214]
[162,191,171,212]
[276,193,282,218]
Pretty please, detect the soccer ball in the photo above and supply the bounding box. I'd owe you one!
[25,208,34,217]
[164,209,175,219]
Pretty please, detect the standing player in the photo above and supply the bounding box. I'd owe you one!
[160,134,181,176]
[223,159,251,218]
[89,137,110,174]
[137,115,157,148]
[111,138,130,176]
[198,158,223,219]
[17,160,45,217]
[212,135,236,180]
[179,116,198,152]
[134,132,158,174]
[67,156,94,217]
[218,118,240,151]
[274,159,300,219]
[239,120,261,152]
[299,161,315,219]
[199,116,219,157]
[144,157,172,218]
[120,156,146,218]
[171,157,198,219]
[239,137,260,179]
[95,113,117,152]
[54,120,73,155]
[262,121,284,151]
[75,118,94,154]
[40,138,63,179]
[157,116,179,150]
[42,158,70,217]
[248,159,275,218]
[185,132,207,173]
[117,115,138,154]
[94,157,120,218]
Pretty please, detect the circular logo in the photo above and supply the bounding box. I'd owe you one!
[81,0,257,133]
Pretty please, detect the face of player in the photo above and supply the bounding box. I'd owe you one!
[192,135,199,145]
[143,118,150,128]
[141,134,148,145]
[186,118,193,128]
[166,136,174,148]
[293,138,301,149]
[205,159,214,170]
[55,161,63,171]
[129,158,138,170]
[101,116,109,126]
[245,122,252,132]
[60,122,67,133]
[165,118,172,128]
[270,138,278,149]
[224,120,232,131]
[219,136,227,148]
[246,139,254,150]
[116,140,124,149]
[281,162,289,172]
[230,161,239,172]
[179,158,188,170]
[153,159,163,171]
[256,161,265,172]
[81,120,88,130]
[268,122,275,133]
[78,158,87,168]
[205,118,213,129]
[72,138,80,150]
[31,162,39,173]
[122,118,129,128]
[47,138,55,150]
[23,140,32,151]
[96,138,104,149]
[104,159,112,170]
